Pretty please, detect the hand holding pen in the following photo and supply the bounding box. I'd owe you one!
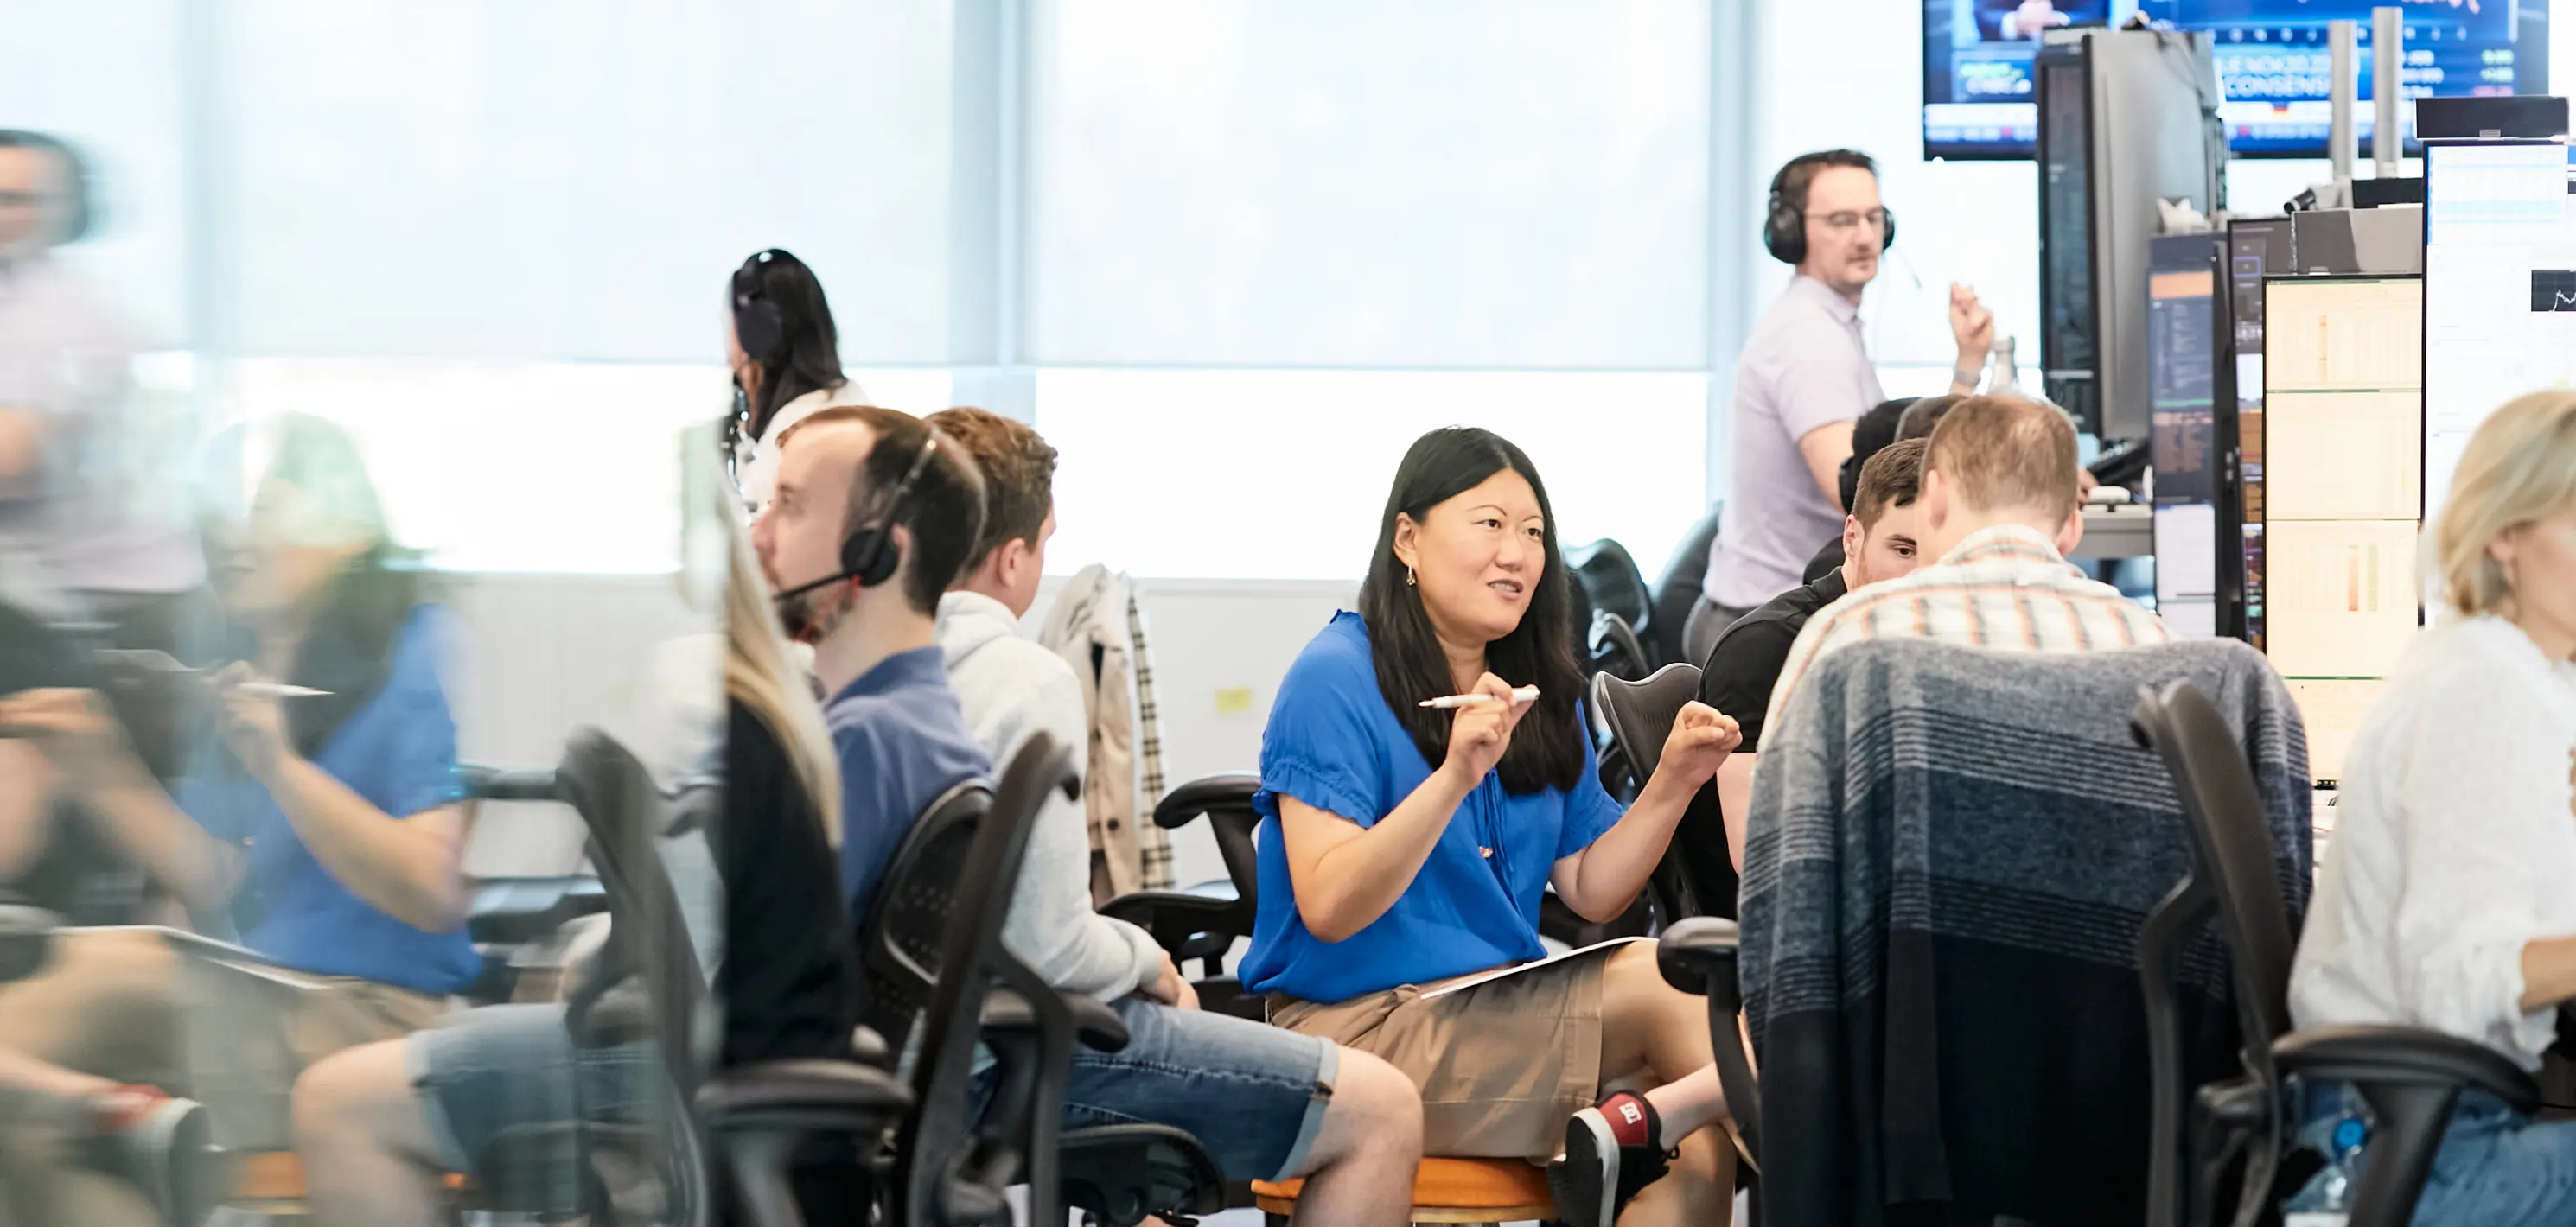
[1434,675,1536,786]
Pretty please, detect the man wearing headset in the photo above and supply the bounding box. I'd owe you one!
[1683,149,1994,666]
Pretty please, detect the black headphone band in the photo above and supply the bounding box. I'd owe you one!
[842,423,946,587]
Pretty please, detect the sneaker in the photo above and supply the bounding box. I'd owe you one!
[1549,1091,1671,1227]
[93,1089,219,1227]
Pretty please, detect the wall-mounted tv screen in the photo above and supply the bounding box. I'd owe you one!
[1922,0,2547,160]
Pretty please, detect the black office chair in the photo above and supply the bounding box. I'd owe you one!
[859,738,1226,1227]
[1546,665,1704,946]
[470,728,718,1227]
[1568,539,1656,678]
[1098,775,1264,1020]
[1648,503,1724,671]
[1655,918,1762,1179]
[2132,683,2539,1227]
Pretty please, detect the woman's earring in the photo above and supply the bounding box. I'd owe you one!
[1405,566,1417,587]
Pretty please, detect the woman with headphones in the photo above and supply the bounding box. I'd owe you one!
[723,248,870,515]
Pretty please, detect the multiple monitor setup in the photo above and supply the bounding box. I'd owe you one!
[2127,137,2576,786]
[2034,14,2573,786]
[1924,0,2549,160]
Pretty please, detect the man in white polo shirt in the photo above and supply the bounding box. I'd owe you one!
[1686,149,1994,664]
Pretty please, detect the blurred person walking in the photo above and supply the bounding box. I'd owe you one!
[0,130,202,653]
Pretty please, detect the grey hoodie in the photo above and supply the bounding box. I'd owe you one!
[934,590,1164,1001]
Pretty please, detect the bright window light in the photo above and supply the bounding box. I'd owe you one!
[1039,368,1708,582]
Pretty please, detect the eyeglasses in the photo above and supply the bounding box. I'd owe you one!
[1807,209,1890,235]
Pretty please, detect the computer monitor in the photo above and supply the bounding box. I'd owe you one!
[1922,0,2548,161]
[2149,234,2222,638]
[2225,216,2292,647]
[2421,139,2576,528]
[2261,274,2422,788]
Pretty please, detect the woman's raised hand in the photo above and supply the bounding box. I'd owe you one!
[1655,700,1742,788]
[1439,672,1533,787]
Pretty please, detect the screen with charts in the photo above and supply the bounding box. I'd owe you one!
[2149,235,2222,636]
[2230,217,2292,648]
[2423,141,2576,527]
[1922,0,2547,160]
[2263,276,2422,786]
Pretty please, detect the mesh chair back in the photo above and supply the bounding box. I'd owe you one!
[854,780,992,1059]
[1591,664,1712,919]
[550,726,712,1227]
[2134,682,2300,1047]
[900,735,1078,1226]
[1566,538,1652,632]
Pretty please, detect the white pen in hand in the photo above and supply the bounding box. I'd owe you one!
[1419,686,1540,709]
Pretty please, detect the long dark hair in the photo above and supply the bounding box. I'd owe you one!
[730,249,847,441]
[1359,428,1586,795]
[198,415,430,760]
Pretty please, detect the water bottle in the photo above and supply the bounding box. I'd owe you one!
[1985,336,2024,398]
[2284,1116,2369,1226]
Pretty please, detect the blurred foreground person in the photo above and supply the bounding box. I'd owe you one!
[0,414,471,1226]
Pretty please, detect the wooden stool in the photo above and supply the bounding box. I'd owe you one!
[1251,1155,1556,1224]
[230,1151,470,1214]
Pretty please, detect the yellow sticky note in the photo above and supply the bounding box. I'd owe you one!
[1214,687,1254,716]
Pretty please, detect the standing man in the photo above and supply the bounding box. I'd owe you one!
[1686,149,1993,665]
[0,130,201,645]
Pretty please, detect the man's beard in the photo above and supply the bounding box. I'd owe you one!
[781,585,853,645]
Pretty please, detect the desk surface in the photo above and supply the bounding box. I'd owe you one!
[2071,504,2152,561]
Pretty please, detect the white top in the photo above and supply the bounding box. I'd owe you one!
[2288,615,2576,1071]
[731,379,870,515]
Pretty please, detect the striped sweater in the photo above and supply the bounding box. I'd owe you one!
[1740,637,2311,1227]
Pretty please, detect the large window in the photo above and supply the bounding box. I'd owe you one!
[1029,0,1713,372]
[1041,368,1709,582]
[7,0,1748,579]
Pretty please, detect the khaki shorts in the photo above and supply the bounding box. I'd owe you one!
[1271,946,1616,1162]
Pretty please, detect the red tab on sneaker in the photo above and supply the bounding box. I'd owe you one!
[1600,1092,1654,1148]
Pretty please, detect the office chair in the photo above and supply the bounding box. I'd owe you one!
[1655,918,1762,1174]
[1648,503,1725,670]
[857,739,1226,1227]
[472,729,719,1226]
[1566,539,1653,639]
[2132,683,2538,1227]
[1098,775,1266,1020]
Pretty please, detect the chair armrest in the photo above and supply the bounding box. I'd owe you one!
[1099,889,1239,929]
[0,903,61,983]
[1151,774,1259,830]
[851,1025,890,1070]
[2274,1025,2543,1113]
[1656,917,1740,1013]
[983,986,1131,1054]
[697,1059,912,1132]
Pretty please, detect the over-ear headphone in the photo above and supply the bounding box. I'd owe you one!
[838,424,944,588]
[730,248,792,365]
[772,423,948,620]
[1763,151,1894,266]
[0,130,95,245]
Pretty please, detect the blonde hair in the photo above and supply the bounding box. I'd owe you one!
[720,503,843,844]
[2435,390,2576,620]
[1923,396,2080,518]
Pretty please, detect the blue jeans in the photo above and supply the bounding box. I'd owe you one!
[405,1004,660,1213]
[2294,1082,2576,1226]
[972,997,1337,1183]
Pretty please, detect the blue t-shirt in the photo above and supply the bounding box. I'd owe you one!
[177,604,482,995]
[1240,612,1626,1003]
[824,645,991,926]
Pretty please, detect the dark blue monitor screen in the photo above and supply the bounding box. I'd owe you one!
[1922,0,2547,160]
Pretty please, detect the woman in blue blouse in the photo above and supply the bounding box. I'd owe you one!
[0,414,471,1225]
[1246,427,1744,1227]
